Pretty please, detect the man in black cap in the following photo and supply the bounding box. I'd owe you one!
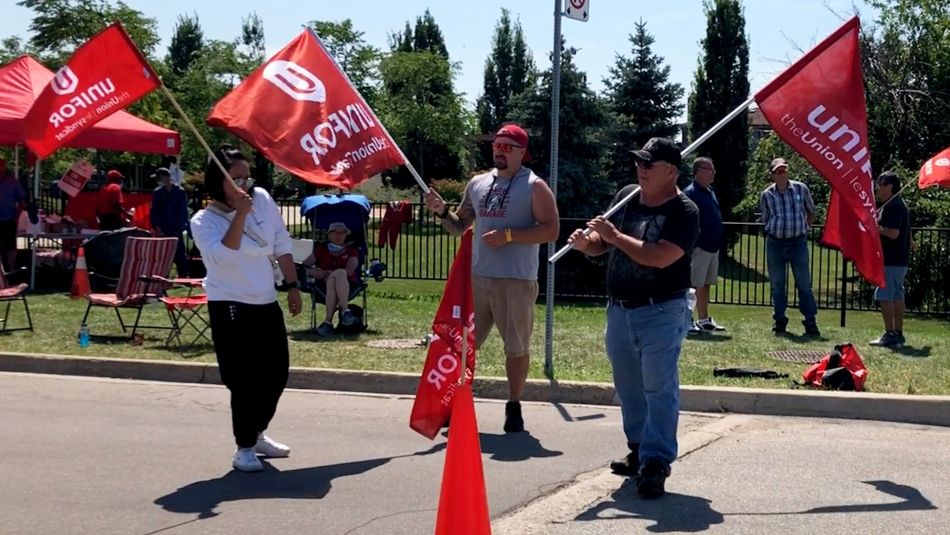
[150,167,190,276]
[569,137,699,498]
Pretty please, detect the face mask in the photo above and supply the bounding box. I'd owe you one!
[327,242,345,253]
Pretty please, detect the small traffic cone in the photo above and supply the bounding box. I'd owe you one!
[70,246,91,299]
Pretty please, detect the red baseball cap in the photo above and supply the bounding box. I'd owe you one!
[106,169,125,181]
[495,123,532,163]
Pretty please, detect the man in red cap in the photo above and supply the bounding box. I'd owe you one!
[96,169,130,231]
[424,123,559,433]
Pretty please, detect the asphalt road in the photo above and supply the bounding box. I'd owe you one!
[2,372,947,535]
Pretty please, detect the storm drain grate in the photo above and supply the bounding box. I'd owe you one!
[366,338,427,350]
[767,349,826,363]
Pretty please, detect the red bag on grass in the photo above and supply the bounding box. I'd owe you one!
[802,343,868,391]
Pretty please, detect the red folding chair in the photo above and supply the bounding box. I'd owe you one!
[0,267,32,333]
[160,278,211,355]
[80,237,177,340]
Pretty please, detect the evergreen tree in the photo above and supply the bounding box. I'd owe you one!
[510,40,611,218]
[239,12,266,68]
[412,9,448,58]
[687,0,750,222]
[603,20,684,187]
[475,9,537,169]
[167,13,204,77]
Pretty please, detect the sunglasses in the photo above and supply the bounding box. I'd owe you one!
[493,142,523,153]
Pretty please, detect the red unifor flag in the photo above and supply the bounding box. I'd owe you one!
[919,146,950,189]
[754,16,884,287]
[207,29,407,190]
[23,23,160,159]
[410,229,476,440]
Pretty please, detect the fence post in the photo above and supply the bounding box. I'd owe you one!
[839,255,848,327]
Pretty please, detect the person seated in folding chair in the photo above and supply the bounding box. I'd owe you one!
[301,222,360,336]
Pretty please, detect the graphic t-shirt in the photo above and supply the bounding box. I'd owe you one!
[605,185,700,301]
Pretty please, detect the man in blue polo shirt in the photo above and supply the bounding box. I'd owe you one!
[684,157,725,334]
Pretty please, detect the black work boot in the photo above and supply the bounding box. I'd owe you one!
[637,459,671,499]
[503,401,524,433]
[609,442,640,477]
[772,317,788,334]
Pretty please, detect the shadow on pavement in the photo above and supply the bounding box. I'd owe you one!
[729,480,937,516]
[479,431,564,462]
[575,480,724,533]
[153,443,446,519]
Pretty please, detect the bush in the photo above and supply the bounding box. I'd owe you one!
[430,178,468,202]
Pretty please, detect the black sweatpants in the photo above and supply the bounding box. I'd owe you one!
[208,300,290,448]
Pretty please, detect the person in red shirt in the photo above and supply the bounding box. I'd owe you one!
[302,221,359,336]
[96,170,130,231]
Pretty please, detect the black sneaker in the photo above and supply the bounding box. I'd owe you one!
[772,319,788,334]
[504,401,524,433]
[803,322,821,336]
[637,459,670,499]
[609,443,640,477]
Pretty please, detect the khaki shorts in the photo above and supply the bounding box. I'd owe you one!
[473,275,538,359]
[691,248,719,287]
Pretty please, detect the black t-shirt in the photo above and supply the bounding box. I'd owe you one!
[878,195,911,267]
[605,185,700,300]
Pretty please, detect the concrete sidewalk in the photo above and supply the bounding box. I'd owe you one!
[2,351,949,427]
[495,415,950,535]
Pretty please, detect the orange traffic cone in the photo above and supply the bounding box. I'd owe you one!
[434,384,491,535]
[70,246,91,299]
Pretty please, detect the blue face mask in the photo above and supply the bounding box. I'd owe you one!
[327,242,345,253]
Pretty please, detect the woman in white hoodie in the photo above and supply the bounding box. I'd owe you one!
[190,145,303,472]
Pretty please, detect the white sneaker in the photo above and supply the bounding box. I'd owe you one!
[232,447,263,472]
[255,433,291,458]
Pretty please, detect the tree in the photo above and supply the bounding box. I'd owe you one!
[862,0,950,172]
[602,20,684,188]
[310,19,382,107]
[475,9,537,169]
[378,11,467,187]
[239,12,265,68]
[167,13,204,77]
[0,35,33,64]
[509,40,612,218]
[377,51,469,187]
[17,0,160,64]
[687,0,750,222]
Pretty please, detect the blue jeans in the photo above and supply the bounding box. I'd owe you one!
[605,298,688,468]
[766,236,817,325]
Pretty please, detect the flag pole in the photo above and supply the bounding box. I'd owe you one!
[548,95,757,263]
[459,326,468,387]
[158,83,234,182]
[306,27,429,193]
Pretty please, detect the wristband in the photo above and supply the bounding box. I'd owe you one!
[437,206,450,219]
[286,280,301,290]
[505,228,513,243]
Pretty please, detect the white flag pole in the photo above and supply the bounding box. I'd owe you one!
[306,28,429,193]
[547,95,756,263]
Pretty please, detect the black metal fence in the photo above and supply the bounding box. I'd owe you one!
[32,188,950,314]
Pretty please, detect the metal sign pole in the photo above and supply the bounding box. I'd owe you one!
[543,0,563,382]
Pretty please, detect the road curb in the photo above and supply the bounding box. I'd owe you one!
[1,352,948,427]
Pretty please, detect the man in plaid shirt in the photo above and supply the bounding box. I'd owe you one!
[760,158,820,336]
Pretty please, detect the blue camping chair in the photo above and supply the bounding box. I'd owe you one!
[300,194,386,333]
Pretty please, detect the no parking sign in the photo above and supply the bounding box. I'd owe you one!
[565,0,589,22]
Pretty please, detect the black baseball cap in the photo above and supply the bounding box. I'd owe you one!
[631,137,683,168]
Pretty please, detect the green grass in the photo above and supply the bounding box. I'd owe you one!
[3,279,948,395]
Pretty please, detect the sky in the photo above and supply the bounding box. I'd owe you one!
[1,0,877,120]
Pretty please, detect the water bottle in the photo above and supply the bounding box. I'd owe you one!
[78,323,90,348]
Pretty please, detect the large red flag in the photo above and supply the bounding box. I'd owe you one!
[919,146,950,189]
[207,29,407,190]
[23,23,160,159]
[434,384,491,535]
[755,17,884,287]
[410,230,476,440]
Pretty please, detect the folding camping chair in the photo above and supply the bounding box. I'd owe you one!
[299,194,385,333]
[80,237,177,340]
[160,278,211,355]
[0,267,33,333]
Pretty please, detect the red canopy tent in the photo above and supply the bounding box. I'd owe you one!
[0,55,181,154]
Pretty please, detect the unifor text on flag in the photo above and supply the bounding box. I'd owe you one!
[22,23,160,159]
[754,16,884,287]
[207,29,406,190]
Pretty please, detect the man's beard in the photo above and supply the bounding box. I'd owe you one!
[494,156,508,170]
